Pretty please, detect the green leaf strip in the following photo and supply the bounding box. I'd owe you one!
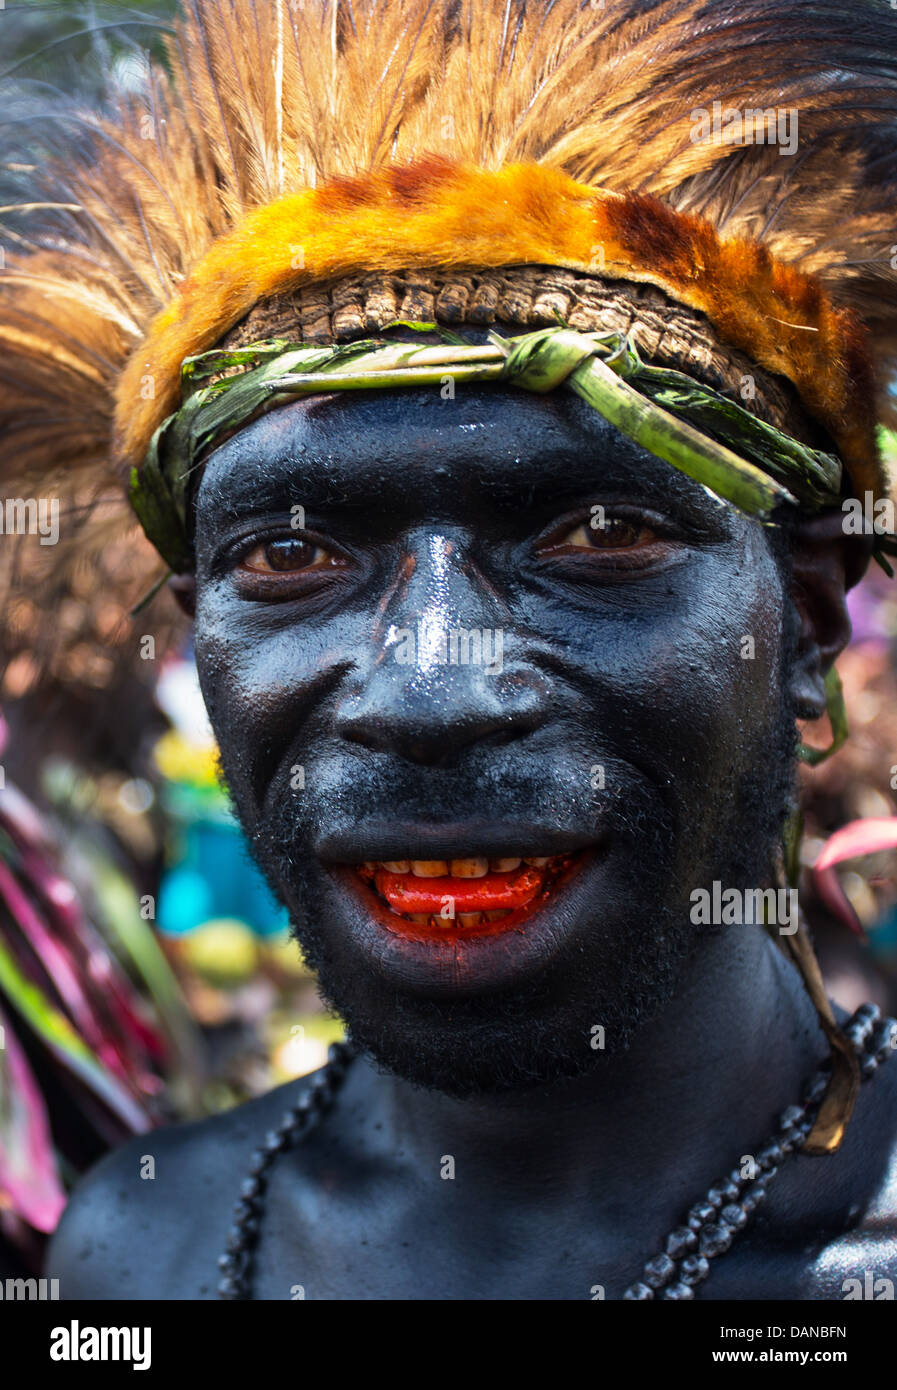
[128,322,883,575]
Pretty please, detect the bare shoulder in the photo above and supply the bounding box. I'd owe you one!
[810,1058,897,1299]
[701,1041,897,1301]
[45,1079,312,1301]
[731,1047,897,1300]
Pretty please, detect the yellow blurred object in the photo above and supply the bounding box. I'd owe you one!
[154,729,221,789]
[263,932,311,978]
[180,919,258,987]
[841,872,879,929]
[269,1015,345,1082]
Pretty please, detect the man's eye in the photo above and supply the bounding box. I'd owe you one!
[552,517,655,551]
[238,538,337,574]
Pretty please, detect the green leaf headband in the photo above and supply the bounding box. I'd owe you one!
[129,318,892,762]
[130,318,875,574]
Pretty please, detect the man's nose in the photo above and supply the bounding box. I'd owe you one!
[333,534,552,766]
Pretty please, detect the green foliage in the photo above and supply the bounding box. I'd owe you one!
[134,322,860,571]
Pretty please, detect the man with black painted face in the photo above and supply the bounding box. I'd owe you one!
[46,347,897,1301]
[6,0,897,1300]
[190,381,801,1100]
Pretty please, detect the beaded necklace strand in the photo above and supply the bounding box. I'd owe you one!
[217,1002,896,1300]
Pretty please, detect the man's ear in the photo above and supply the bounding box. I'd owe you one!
[167,572,196,618]
[788,513,870,720]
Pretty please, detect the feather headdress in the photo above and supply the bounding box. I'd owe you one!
[3,0,897,679]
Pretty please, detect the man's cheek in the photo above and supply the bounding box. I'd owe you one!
[193,603,336,788]
[575,625,775,777]
[570,622,783,844]
[626,566,783,770]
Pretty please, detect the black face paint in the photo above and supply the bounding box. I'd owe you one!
[192,385,799,1096]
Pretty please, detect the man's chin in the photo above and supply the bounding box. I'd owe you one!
[336,1022,621,1098]
[294,922,691,1099]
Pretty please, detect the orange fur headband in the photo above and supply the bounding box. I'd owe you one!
[115,157,882,497]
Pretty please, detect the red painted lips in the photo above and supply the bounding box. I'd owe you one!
[354,854,577,937]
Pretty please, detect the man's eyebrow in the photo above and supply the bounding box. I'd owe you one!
[200,464,375,521]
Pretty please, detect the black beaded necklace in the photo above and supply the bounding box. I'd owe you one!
[217,1003,896,1300]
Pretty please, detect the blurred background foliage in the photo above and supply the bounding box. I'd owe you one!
[0,0,896,1281]
[2,1,176,96]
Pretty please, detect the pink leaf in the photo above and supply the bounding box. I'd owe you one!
[0,1003,67,1233]
[0,857,117,1069]
[812,818,897,939]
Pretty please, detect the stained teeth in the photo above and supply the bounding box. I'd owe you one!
[375,856,549,874]
[458,912,483,927]
[450,858,488,878]
[411,860,449,877]
[485,910,511,921]
[409,914,430,924]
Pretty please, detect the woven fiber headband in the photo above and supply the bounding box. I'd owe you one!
[132,319,885,577]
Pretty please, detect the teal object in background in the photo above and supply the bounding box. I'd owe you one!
[157,782,288,939]
[870,902,897,955]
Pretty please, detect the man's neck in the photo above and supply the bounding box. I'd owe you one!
[335,927,826,1219]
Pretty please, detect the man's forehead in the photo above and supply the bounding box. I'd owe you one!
[197,387,727,522]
